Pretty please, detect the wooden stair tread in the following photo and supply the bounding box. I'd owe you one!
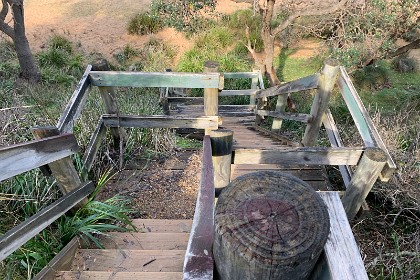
[131,219,192,233]
[72,249,185,272]
[95,232,189,250]
[55,271,183,279]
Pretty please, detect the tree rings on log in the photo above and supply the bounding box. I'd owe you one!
[214,171,330,280]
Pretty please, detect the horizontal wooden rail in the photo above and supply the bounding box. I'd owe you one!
[57,65,92,133]
[0,134,79,182]
[219,89,258,96]
[256,109,312,123]
[232,147,364,166]
[89,71,223,89]
[323,109,352,187]
[168,97,204,105]
[102,115,219,129]
[183,136,214,280]
[0,181,95,261]
[223,72,259,79]
[337,67,396,181]
[256,73,319,98]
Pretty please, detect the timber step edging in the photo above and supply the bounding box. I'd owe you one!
[71,249,185,272]
[131,219,192,233]
[55,271,183,279]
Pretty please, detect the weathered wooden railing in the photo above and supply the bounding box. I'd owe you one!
[183,135,215,280]
[0,134,94,261]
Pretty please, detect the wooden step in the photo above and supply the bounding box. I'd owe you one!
[72,249,185,272]
[55,271,183,279]
[131,219,192,233]
[96,232,189,250]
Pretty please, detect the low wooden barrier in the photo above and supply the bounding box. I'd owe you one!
[0,134,94,261]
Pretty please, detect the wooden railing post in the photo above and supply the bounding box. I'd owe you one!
[31,126,87,209]
[271,93,288,133]
[302,59,340,146]
[91,59,127,147]
[249,69,259,106]
[204,61,219,135]
[342,147,387,219]
[210,129,233,196]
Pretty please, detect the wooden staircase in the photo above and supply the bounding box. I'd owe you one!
[55,219,192,280]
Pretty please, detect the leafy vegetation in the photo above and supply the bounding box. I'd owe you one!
[127,12,163,35]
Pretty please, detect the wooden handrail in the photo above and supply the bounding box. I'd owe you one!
[0,181,95,261]
[256,73,319,98]
[0,134,79,182]
[183,136,215,280]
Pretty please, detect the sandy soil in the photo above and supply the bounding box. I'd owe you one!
[23,0,251,61]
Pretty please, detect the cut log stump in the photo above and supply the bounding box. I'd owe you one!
[214,171,330,280]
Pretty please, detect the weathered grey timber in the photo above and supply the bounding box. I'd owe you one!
[210,130,233,195]
[224,72,260,79]
[89,71,222,89]
[57,65,92,133]
[323,109,352,187]
[342,148,387,219]
[92,59,127,147]
[204,61,220,135]
[0,181,94,261]
[214,171,330,280]
[249,69,259,105]
[317,192,369,280]
[338,67,396,181]
[232,147,364,165]
[102,115,218,129]
[31,127,87,208]
[183,136,214,280]
[0,133,79,181]
[257,109,312,123]
[219,89,258,96]
[256,74,320,98]
[302,59,340,146]
[82,117,106,178]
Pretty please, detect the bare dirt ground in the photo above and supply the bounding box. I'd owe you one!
[23,0,251,63]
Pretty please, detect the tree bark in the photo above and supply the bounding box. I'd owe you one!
[1,0,40,83]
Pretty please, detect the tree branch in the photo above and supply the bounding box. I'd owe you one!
[0,0,15,39]
[272,0,350,36]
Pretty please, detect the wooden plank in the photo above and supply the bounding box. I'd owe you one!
[89,71,221,89]
[223,72,259,79]
[55,271,183,280]
[219,89,258,96]
[71,249,185,272]
[168,97,204,105]
[131,219,192,233]
[0,181,94,261]
[256,73,320,98]
[250,69,259,105]
[57,65,92,133]
[232,147,364,166]
[96,232,189,250]
[342,148,387,219]
[82,117,106,177]
[0,134,79,182]
[323,109,352,187]
[231,168,325,181]
[257,109,312,123]
[251,125,301,147]
[204,61,219,135]
[338,67,396,181]
[33,237,80,280]
[183,136,214,280]
[318,192,369,280]
[102,115,218,129]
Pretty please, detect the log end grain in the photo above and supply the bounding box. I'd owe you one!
[214,171,330,280]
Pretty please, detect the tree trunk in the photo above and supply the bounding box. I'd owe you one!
[10,1,40,83]
[0,0,40,83]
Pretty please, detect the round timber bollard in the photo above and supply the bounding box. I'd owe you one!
[214,171,330,280]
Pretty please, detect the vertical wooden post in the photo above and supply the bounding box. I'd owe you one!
[91,59,127,146]
[210,129,233,196]
[204,61,219,135]
[302,59,340,146]
[31,126,87,209]
[271,94,288,133]
[249,69,259,106]
[342,148,387,219]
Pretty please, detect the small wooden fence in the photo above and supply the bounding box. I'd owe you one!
[0,59,395,280]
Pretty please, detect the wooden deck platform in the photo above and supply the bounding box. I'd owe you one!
[171,103,331,191]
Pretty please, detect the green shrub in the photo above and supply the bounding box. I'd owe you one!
[113,45,140,65]
[392,55,418,73]
[49,35,73,53]
[127,12,162,35]
[352,61,390,90]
